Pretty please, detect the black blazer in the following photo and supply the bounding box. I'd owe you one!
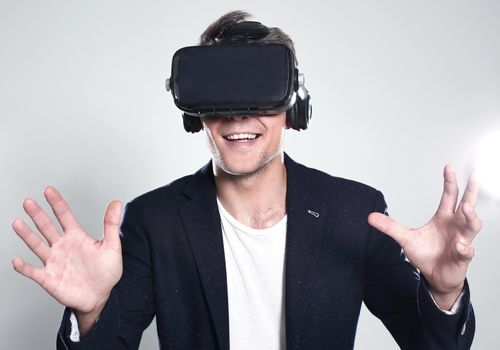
[57,154,475,349]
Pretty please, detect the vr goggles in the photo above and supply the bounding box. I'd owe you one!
[165,22,312,132]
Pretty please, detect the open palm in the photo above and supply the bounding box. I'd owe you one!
[368,166,482,307]
[12,187,123,314]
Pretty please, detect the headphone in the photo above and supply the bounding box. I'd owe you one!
[181,21,312,133]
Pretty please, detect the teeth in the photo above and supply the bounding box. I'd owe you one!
[225,133,258,141]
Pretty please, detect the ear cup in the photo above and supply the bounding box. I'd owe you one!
[296,94,311,130]
[286,103,298,130]
[287,94,311,131]
[182,113,203,133]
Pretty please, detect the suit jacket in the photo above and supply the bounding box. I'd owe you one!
[57,154,475,349]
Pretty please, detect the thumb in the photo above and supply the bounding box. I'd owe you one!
[103,200,123,249]
[368,212,409,247]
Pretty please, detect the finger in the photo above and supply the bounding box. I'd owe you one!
[12,218,51,263]
[456,241,475,262]
[22,198,61,245]
[12,257,46,286]
[461,202,482,239]
[44,186,81,232]
[437,165,459,214]
[103,201,123,249]
[368,212,410,247]
[458,173,480,210]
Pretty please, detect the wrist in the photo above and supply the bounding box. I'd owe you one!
[73,294,110,339]
[427,282,464,311]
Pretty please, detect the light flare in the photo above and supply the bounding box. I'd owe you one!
[475,128,500,198]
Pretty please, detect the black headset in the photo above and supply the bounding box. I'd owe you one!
[180,21,312,133]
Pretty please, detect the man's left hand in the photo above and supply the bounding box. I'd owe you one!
[368,165,482,310]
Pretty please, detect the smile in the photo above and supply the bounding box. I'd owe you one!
[223,133,261,141]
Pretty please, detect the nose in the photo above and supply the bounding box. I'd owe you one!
[225,115,249,122]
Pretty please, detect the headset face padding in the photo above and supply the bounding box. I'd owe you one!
[184,93,312,133]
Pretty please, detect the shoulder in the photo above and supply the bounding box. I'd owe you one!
[125,160,213,213]
[285,154,382,204]
[132,175,192,205]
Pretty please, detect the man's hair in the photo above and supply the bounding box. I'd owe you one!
[199,10,298,66]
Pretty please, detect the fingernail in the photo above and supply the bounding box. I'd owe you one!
[12,257,22,267]
[11,218,21,228]
[44,186,54,195]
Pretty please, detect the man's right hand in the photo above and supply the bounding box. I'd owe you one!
[12,186,123,337]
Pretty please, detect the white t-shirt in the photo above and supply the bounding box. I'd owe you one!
[217,198,287,350]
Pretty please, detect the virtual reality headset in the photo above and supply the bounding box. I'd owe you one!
[165,22,312,132]
[167,43,298,117]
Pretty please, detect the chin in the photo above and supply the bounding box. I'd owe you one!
[214,151,281,177]
[217,159,262,177]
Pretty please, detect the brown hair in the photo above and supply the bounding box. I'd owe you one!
[199,10,298,66]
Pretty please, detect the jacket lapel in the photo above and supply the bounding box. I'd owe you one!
[284,154,328,348]
[179,162,229,350]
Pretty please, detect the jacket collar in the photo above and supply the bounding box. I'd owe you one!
[180,153,327,349]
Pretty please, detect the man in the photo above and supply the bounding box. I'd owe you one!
[12,11,481,349]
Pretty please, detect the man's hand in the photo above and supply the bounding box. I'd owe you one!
[12,187,123,334]
[368,166,482,310]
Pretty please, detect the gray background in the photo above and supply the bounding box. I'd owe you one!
[1,1,499,349]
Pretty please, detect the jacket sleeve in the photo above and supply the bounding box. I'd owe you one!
[57,201,156,349]
[362,190,475,350]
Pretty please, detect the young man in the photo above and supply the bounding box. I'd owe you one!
[12,11,480,349]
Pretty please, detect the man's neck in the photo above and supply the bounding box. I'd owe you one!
[214,156,287,229]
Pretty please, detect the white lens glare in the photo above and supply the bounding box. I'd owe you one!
[475,129,500,198]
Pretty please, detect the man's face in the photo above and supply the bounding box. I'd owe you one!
[201,112,288,177]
